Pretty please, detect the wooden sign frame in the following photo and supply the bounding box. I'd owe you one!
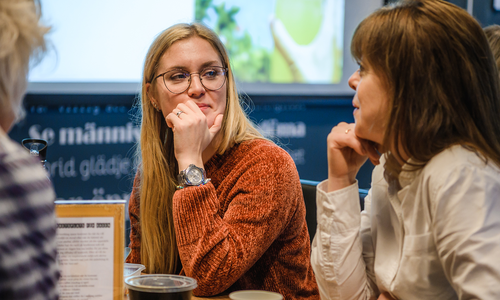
[55,200,125,300]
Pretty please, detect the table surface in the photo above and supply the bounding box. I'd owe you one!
[125,292,230,299]
[192,295,230,299]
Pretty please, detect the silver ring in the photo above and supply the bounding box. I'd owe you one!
[176,110,184,117]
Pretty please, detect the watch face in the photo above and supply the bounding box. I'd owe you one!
[186,168,203,185]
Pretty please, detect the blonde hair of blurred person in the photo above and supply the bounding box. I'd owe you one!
[0,1,58,299]
[0,0,49,133]
[136,23,263,274]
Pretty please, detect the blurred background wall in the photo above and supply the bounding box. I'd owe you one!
[10,0,500,203]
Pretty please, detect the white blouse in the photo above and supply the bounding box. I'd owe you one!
[311,145,500,300]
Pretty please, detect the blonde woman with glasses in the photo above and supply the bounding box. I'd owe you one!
[126,23,319,299]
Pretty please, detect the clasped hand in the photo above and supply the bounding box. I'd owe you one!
[327,122,380,192]
[165,100,223,170]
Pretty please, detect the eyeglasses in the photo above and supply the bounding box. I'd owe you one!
[154,66,228,94]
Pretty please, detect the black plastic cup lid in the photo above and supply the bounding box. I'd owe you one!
[125,274,197,293]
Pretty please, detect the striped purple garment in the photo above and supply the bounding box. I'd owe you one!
[0,134,59,300]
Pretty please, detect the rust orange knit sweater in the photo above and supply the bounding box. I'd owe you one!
[127,139,319,299]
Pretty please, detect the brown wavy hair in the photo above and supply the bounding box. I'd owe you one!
[134,23,263,274]
[351,0,500,181]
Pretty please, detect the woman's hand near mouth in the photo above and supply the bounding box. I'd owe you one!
[166,100,223,171]
[326,122,380,192]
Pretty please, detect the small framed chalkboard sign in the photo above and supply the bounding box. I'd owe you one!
[55,200,126,300]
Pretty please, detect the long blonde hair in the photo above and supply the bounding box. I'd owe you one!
[135,23,263,274]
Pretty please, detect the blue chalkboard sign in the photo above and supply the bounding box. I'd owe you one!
[10,94,374,202]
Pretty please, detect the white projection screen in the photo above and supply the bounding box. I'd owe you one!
[28,0,384,95]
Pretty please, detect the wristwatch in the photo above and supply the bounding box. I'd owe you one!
[177,164,210,189]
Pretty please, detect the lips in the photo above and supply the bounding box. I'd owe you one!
[196,103,211,112]
[197,103,210,109]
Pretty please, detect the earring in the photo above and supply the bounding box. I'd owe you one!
[152,103,160,112]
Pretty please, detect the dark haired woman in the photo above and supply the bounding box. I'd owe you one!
[311,0,500,299]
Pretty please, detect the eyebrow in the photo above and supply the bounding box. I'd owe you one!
[164,60,222,73]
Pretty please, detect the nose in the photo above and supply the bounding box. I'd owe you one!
[187,73,206,98]
[348,70,360,91]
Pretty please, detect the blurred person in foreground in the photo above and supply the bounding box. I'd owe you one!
[126,22,319,299]
[311,0,500,299]
[0,0,59,299]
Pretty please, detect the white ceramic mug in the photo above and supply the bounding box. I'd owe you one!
[229,290,283,300]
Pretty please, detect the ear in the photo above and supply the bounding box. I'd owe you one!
[146,83,160,111]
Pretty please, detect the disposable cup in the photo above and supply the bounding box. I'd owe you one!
[125,274,197,300]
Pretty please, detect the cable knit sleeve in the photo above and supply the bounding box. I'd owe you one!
[173,141,304,296]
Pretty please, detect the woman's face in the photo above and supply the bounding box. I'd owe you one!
[348,62,390,146]
[149,36,227,128]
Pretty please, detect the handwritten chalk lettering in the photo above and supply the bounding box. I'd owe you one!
[46,157,77,179]
[28,124,56,146]
[79,154,131,181]
[258,119,307,138]
[44,155,131,181]
[27,121,140,147]
[59,122,139,146]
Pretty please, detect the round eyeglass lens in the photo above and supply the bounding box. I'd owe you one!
[162,67,226,94]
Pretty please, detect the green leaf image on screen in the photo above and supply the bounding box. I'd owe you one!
[195,0,345,84]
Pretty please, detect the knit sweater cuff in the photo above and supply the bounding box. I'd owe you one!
[173,182,221,246]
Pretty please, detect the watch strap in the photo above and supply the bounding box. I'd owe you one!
[176,178,211,190]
